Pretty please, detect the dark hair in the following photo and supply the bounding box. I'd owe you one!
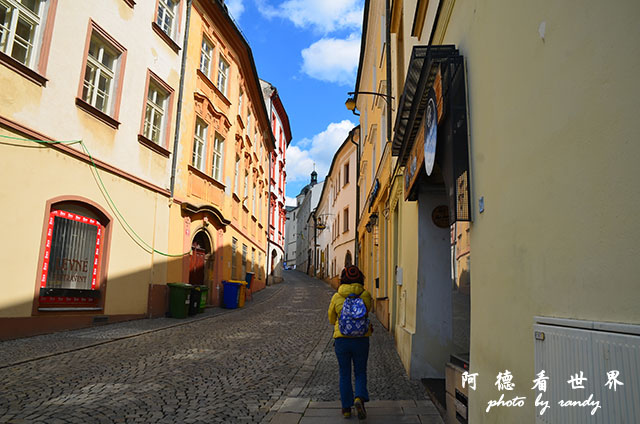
[340,265,364,285]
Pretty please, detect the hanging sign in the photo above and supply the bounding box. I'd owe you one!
[424,87,438,176]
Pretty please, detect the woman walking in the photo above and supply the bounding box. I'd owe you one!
[328,265,373,419]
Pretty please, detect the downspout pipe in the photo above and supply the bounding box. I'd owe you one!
[386,0,392,144]
[349,128,360,267]
[170,0,193,197]
[266,97,273,284]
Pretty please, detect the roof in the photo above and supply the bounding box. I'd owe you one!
[260,79,293,146]
[391,45,459,164]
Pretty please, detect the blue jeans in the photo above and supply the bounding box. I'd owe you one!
[334,337,370,409]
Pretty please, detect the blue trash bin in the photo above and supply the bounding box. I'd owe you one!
[222,281,241,309]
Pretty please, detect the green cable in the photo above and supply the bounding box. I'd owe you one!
[1,133,191,257]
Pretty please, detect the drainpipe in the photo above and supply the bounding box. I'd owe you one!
[266,97,273,285]
[386,0,392,144]
[349,128,360,267]
[170,0,193,197]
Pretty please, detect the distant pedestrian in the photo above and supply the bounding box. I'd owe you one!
[328,265,373,419]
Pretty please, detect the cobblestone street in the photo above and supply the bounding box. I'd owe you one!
[0,271,437,424]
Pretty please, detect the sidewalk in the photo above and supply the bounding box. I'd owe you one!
[265,271,444,424]
[270,398,443,423]
[0,283,282,369]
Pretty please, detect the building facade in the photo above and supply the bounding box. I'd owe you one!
[313,127,359,289]
[0,0,185,338]
[294,171,323,275]
[260,79,292,284]
[353,0,640,422]
[167,0,274,306]
[284,205,297,269]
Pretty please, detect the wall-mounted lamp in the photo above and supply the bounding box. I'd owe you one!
[365,223,372,233]
[345,91,395,116]
[369,213,378,226]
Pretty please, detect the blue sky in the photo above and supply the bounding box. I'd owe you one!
[225,0,364,205]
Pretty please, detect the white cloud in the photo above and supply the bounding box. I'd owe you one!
[301,34,360,86]
[256,0,363,34]
[286,120,356,185]
[226,0,245,20]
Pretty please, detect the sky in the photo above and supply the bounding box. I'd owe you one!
[224,0,364,206]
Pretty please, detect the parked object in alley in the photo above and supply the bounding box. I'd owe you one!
[167,283,192,319]
[222,281,242,309]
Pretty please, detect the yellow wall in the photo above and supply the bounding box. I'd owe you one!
[0,0,181,320]
[431,0,640,421]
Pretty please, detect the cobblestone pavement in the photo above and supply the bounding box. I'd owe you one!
[0,271,433,424]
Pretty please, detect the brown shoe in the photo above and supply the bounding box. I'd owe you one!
[354,397,366,419]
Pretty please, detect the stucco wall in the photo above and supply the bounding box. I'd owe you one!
[435,0,640,421]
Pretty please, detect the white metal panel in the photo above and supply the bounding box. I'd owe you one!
[534,322,640,424]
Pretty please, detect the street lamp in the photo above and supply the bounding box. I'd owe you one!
[345,91,394,116]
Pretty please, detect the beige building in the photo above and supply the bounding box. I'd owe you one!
[0,0,185,338]
[353,0,640,422]
[166,0,274,308]
[314,126,359,289]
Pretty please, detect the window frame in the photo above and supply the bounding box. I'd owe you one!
[343,207,349,233]
[192,117,207,172]
[139,69,174,153]
[76,19,127,129]
[199,35,213,77]
[216,55,229,97]
[34,197,112,313]
[0,0,57,86]
[211,131,224,181]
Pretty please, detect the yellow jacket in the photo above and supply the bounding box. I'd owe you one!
[328,283,373,338]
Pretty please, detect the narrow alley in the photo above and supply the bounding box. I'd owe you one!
[0,271,440,424]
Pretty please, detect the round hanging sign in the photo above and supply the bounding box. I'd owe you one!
[424,88,438,176]
[432,205,449,228]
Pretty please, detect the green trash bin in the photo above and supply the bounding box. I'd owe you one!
[167,283,191,318]
[188,285,201,316]
[198,285,209,313]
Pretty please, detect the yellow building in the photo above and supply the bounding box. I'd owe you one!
[381,0,640,422]
[0,0,184,338]
[167,0,274,307]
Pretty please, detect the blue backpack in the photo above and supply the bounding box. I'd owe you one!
[339,293,370,336]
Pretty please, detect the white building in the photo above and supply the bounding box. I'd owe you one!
[284,206,297,269]
[313,127,359,287]
[260,80,291,284]
[295,171,324,274]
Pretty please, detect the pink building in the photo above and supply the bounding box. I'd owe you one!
[260,80,291,283]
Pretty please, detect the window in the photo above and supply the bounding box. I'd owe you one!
[143,78,169,145]
[199,36,213,76]
[233,155,239,195]
[343,208,349,233]
[217,56,229,96]
[251,248,255,273]
[38,201,111,310]
[0,0,43,67]
[252,184,256,214]
[258,251,262,279]
[238,88,243,116]
[231,237,237,279]
[41,210,102,292]
[246,112,251,138]
[211,132,224,181]
[242,244,247,277]
[344,161,349,186]
[243,171,248,205]
[156,0,177,38]
[192,118,207,172]
[82,34,120,115]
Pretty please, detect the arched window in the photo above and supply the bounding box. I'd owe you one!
[38,198,111,310]
[344,250,352,268]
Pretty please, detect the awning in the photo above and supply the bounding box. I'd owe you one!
[392,45,471,224]
[391,45,458,164]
